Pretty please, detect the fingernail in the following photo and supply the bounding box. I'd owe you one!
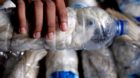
[61,22,67,31]
[20,27,26,34]
[47,32,54,40]
[33,32,41,39]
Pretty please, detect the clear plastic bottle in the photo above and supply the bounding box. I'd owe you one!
[45,7,127,50]
[112,36,140,78]
[7,1,128,51]
[0,10,13,52]
[4,49,47,78]
[82,48,117,78]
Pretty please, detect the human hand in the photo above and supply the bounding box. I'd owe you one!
[17,0,67,39]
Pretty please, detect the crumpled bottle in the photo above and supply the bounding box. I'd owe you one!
[82,48,117,78]
[111,36,140,78]
[0,10,13,52]
[44,7,127,50]
[55,1,128,50]
[0,0,15,77]
[0,0,16,55]
[0,0,127,52]
[4,49,47,78]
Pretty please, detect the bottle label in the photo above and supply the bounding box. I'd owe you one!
[51,71,78,78]
[70,2,89,9]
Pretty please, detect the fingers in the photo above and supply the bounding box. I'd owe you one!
[17,0,67,40]
[45,0,56,40]
[17,0,27,34]
[55,0,67,31]
[33,0,43,39]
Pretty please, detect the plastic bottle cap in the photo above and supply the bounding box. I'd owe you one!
[51,71,78,78]
[70,2,89,9]
[116,20,127,36]
[135,17,140,22]
[128,73,140,78]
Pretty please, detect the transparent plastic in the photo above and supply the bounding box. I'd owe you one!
[0,0,16,10]
[0,10,13,51]
[107,8,140,42]
[67,0,97,8]
[82,48,117,78]
[0,0,126,51]
[4,49,47,78]
[45,7,126,50]
[112,37,140,78]
[117,0,140,22]
[46,49,79,78]
[0,3,126,51]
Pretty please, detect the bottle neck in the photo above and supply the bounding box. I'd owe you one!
[115,20,128,36]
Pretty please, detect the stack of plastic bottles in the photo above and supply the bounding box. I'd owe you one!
[0,0,140,78]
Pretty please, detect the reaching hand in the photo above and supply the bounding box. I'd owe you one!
[17,0,67,39]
